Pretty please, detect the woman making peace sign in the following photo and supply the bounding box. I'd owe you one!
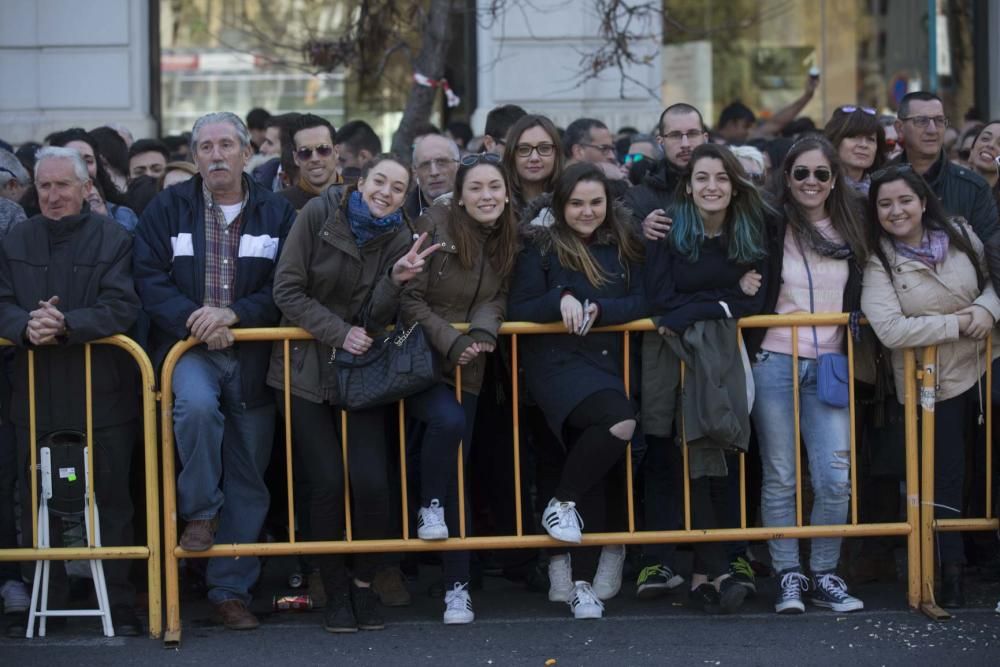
[267,154,438,634]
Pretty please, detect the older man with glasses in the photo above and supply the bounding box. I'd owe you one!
[894,91,998,242]
[405,134,460,219]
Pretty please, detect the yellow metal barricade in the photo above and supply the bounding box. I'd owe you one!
[916,339,998,620]
[0,335,162,638]
[160,314,922,646]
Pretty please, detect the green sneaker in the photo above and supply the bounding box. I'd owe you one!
[729,556,757,596]
[635,564,684,599]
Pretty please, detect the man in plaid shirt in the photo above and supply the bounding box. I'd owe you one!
[134,112,295,631]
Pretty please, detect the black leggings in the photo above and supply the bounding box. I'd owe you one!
[553,389,634,580]
[285,395,391,595]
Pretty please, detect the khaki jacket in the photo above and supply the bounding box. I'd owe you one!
[400,204,508,395]
[861,223,1000,403]
[266,187,412,404]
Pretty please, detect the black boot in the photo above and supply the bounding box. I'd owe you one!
[939,563,965,609]
[351,581,385,631]
[323,585,357,634]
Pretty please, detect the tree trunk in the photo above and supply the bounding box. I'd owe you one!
[390,0,453,156]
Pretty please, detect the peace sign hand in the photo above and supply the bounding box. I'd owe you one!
[391,232,442,286]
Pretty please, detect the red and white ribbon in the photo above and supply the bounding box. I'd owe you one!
[413,72,460,108]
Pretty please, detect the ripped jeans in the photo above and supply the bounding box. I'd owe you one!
[751,350,852,574]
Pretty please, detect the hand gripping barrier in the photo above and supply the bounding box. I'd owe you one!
[0,336,162,638]
[159,314,922,646]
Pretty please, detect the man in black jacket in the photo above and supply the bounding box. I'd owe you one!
[0,146,142,636]
[894,91,999,242]
[624,103,707,240]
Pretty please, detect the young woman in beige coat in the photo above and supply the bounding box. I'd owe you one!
[861,165,1000,609]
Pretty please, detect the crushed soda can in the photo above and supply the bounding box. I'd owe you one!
[273,593,313,611]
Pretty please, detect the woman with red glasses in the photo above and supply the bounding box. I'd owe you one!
[824,105,888,196]
[745,135,869,616]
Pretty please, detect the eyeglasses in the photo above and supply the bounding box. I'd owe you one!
[623,153,646,165]
[791,166,833,182]
[899,115,949,129]
[514,143,555,158]
[0,167,16,179]
[870,163,913,182]
[295,144,334,160]
[581,143,616,155]
[660,130,704,142]
[884,139,897,150]
[838,105,877,116]
[415,157,458,172]
[747,172,766,184]
[460,153,503,167]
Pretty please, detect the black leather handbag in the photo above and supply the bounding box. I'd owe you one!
[334,321,439,410]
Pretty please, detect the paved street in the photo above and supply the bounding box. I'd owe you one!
[4,551,1000,666]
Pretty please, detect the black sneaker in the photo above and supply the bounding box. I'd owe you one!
[635,564,684,599]
[688,583,721,613]
[775,569,809,614]
[351,583,385,631]
[810,571,863,612]
[728,556,757,596]
[718,577,748,614]
[323,601,358,634]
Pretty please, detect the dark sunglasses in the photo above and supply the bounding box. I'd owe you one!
[461,153,502,167]
[295,144,334,160]
[791,166,833,183]
[839,105,877,116]
[870,163,913,182]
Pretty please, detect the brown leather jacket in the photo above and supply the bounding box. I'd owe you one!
[401,203,509,395]
[266,187,412,404]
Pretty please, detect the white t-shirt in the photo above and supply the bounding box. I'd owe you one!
[219,202,243,225]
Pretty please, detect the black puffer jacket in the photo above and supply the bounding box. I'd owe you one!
[622,159,685,229]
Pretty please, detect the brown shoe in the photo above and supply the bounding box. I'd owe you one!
[214,600,259,631]
[372,566,411,607]
[180,517,218,552]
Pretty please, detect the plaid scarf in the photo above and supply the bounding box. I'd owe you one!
[893,229,949,269]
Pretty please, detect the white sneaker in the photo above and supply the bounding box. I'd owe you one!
[443,582,474,624]
[417,499,449,540]
[541,497,583,543]
[569,581,604,620]
[1,580,29,614]
[592,545,626,600]
[548,553,574,602]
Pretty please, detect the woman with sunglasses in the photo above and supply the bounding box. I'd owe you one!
[861,165,998,608]
[645,143,773,613]
[268,154,439,634]
[745,135,869,615]
[501,114,564,219]
[508,163,645,620]
[824,105,887,196]
[399,152,518,624]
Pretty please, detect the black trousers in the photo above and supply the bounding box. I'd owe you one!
[285,396,391,595]
[16,421,138,608]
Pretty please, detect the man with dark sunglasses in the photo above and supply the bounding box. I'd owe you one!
[894,91,998,242]
[278,114,341,212]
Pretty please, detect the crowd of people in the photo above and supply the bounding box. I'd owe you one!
[0,87,998,638]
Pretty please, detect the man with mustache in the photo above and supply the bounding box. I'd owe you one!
[625,103,708,241]
[134,112,295,631]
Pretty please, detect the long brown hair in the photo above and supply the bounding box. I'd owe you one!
[449,158,519,276]
[778,135,869,262]
[545,163,643,287]
[502,114,564,214]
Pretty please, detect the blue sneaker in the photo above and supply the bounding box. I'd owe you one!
[810,571,863,612]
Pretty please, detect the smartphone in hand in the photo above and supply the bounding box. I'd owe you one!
[578,299,592,335]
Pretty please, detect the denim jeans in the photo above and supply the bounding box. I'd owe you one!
[172,347,275,604]
[751,350,851,574]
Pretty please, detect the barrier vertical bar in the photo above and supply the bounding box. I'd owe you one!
[847,329,858,525]
[738,330,747,529]
[680,361,691,531]
[161,346,181,644]
[987,337,992,519]
[342,410,352,541]
[398,401,409,540]
[455,367,466,538]
[792,328,803,526]
[283,340,295,543]
[84,345,97,548]
[28,349,38,549]
[623,332,635,533]
[903,349,921,609]
[511,334,523,536]
[919,347,948,618]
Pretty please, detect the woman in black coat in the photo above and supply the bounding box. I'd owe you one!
[507,163,646,620]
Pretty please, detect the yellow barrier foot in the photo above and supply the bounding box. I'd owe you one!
[920,602,952,621]
[164,628,182,648]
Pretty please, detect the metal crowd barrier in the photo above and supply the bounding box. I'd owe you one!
[0,335,162,638]
[159,313,924,646]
